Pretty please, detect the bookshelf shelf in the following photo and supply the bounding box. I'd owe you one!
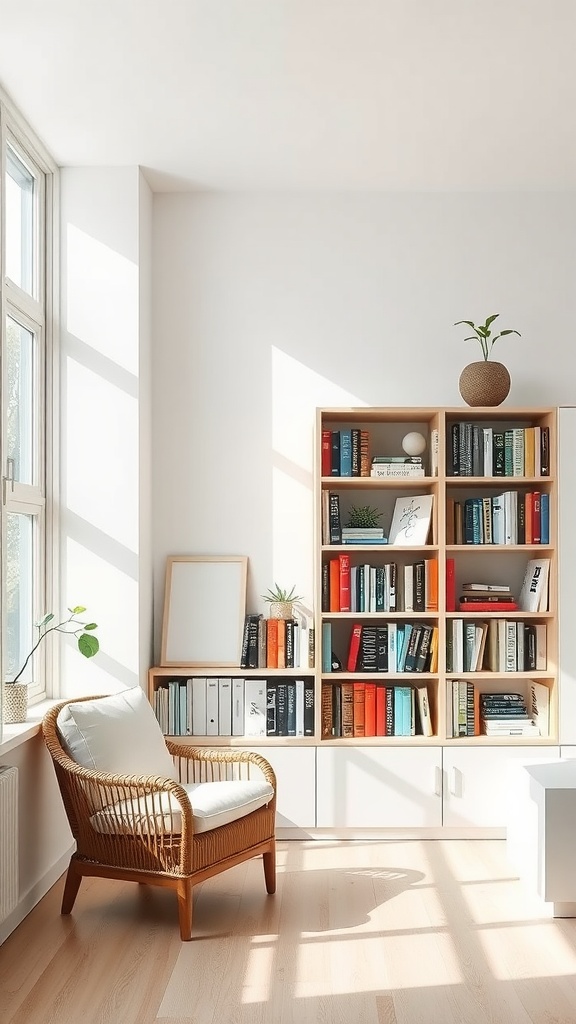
[316,406,558,746]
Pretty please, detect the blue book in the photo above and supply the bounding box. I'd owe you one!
[402,687,413,737]
[541,492,550,544]
[339,430,352,476]
[397,624,413,672]
[393,686,406,735]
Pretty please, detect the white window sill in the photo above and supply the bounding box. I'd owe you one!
[0,699,60,755]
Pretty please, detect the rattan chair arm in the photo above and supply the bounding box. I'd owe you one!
[166,741,277,792]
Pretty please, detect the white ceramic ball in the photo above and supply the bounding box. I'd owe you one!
[402,431,427,456]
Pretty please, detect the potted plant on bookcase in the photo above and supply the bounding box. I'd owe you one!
[261,584,303,620]
[2,605,100,725]
[455,313,521,407]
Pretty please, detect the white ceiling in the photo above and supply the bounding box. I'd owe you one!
[0,0,575,191]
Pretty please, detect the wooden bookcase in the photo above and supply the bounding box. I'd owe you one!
[316,406,558,748]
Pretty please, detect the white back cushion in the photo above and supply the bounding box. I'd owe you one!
[57,687,177,780]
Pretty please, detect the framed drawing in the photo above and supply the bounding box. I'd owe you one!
[160,555,248,666]
[388,494,434,546]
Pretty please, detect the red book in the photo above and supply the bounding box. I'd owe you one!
[347,623,363,672]
[446,557,456,612]
[376,686,386,736]
[353,683,365,737]
[339,552,351,612]
[266,618,278,668]
[364,683,376,737]
[321,429,332,477]
[329,558,340,612]
[457,601,519,611]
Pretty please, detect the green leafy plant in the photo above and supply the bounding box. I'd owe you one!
[346,504,383,529]
[10,605,100,684]
[261,584,303,604]
[454,313,521,362]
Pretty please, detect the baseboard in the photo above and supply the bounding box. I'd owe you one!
[276,827,506,841]
[0,844,73,945]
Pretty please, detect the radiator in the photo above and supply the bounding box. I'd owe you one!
[0,766,18,924]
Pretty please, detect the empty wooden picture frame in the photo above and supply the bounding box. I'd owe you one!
[161,555,248,666]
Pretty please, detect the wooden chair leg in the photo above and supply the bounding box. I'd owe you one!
[61,857,82,914]
[263,841,276,894]
[177,879,193,940]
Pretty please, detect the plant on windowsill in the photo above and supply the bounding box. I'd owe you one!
[2,606,100,726]
[454,313,521,407]
[261,583,303,620]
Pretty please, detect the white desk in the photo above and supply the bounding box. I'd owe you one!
[507,758,576,916]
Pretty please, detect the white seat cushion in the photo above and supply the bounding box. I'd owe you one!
[57,686,177,780]
[89,779,274,835]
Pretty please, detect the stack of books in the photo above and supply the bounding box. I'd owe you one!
[459,582,518,612]
[480,692,538,737]
[370,456,425,479]
[341,527,387,545]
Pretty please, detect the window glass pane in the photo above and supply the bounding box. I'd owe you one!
[6,315,35,485]
[5,145,35,295]
[5,512,34,683]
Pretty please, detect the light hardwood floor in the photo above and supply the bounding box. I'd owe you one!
[2,839,576,1024]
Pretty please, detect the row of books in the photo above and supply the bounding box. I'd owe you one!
[446,491,550,545]
[321,556,438,614]
[154,677,315,738]
[449,423,550,478]
[447,619,547,673]
[321,428,371,477]
[322,621,439,674]
[240,608,315,670]
[447,682,549,737]
[321,681,433,737]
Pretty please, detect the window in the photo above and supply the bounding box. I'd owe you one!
[1,99,57,703]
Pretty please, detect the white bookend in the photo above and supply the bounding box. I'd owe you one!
[417,686,433,737]
[529,680,550,736]
[206,678,219,735]
[218,677,232,736]
[453,618,463,674]
[483,427,493,476]
[404,564,414,611]
[244,679,267,737]
[388,622,398,673]
[192,677,207,735]
[232,678,245,736]
[518,558,550,612]
[388,494,434,546]
[534,623,547,670]
[295,678,305,736]
[186,679,194,735]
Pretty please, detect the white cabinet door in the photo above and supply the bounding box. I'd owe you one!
[560,747,576,758]
[251,746,316,829]
[316,746,442,828]
[443,746,560,827]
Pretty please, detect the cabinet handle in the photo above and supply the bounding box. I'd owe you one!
[450,767,463,797]
[434,766,442,796]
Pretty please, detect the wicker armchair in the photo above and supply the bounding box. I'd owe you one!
[43,694,276,940]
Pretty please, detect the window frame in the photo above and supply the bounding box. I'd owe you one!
[1,90,59,706]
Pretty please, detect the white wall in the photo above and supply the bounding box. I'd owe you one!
[60,166,153,694]
[151,192,576,654]
[0,167,154,946]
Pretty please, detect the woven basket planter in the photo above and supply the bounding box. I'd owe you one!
[2,682,28,724]
[459,360,511,407]
[268,601,293,620]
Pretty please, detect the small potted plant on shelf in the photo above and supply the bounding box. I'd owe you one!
[2,605,100,725]
[261,584,303,620]
[454,313,521,407]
